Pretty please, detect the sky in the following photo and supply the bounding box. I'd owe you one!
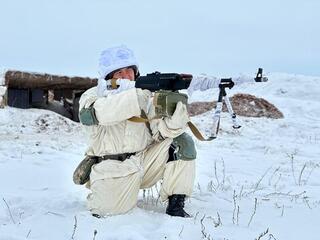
[0,0,319,77]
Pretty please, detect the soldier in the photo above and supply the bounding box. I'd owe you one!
[73,45,196,218]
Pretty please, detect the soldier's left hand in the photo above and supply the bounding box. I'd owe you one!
[164,101,189,129]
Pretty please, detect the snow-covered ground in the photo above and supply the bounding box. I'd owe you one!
[1,73,319,240]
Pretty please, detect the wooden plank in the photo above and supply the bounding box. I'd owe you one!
[5,70,98,90]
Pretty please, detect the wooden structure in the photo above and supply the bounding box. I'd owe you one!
[2,70,98,120]
[4,70,97,90]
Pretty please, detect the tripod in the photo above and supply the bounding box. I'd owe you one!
[210,78,241,139]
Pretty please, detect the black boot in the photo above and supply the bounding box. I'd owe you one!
[166,194,191,218]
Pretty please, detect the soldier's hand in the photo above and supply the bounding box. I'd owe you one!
[116,79,136,91]
[164,101,189,129]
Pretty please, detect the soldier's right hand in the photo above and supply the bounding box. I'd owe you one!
[164,101,189,129]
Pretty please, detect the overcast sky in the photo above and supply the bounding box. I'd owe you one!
[0,0,319,77]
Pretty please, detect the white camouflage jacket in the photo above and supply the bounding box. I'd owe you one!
[79,86,187,156]
[79,74,256,156]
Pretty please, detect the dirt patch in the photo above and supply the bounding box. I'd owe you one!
[187,93,284,119]
[35,113,79,132]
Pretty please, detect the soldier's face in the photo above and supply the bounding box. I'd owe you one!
[112,67,135,81]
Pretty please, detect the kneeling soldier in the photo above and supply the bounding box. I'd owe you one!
[73,45,196,218]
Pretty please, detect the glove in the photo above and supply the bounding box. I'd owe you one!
[136,88,152,113]
[164,101,189,129]
[116,79,136,92]
[97,78,135,97]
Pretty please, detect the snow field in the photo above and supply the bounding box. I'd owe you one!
[0,73,319,239]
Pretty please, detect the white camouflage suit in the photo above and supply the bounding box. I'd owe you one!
[78,45,259,217]
[79,81,196,216]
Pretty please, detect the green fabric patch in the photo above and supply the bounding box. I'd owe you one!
[172,133,197,160]
[79,105,99,126]
[154,90,188,117]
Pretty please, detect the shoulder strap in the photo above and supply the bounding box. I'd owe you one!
[128,115,215,141]
[128,110,153,135]
[111,78,118,89]
[187,121,216,141]
[128,116,148,123]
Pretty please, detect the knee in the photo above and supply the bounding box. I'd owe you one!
[168,133,197,162]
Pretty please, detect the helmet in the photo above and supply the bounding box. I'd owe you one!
[99,45,139,80]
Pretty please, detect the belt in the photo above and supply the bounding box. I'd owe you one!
[96,152,136,163]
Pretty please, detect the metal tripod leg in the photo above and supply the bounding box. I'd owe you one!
[211,101,223,138]
[211,79,240,138]
[223,94,241,129]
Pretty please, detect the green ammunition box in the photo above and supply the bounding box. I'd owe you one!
[153,90,188,117]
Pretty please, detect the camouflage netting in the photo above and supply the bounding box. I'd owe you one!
[187,93,284,119]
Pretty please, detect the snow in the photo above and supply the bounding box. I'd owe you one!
[0,69,6,86]
[1,73,320,240]
[0,69,7,105]
[0,87,6,98]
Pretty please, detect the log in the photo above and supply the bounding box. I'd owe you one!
[5,70,98,90]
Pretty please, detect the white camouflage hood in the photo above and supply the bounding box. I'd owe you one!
[98,45,139,80]
[97,45,138,97]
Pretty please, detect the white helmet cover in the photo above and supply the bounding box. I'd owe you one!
[98,45,139,79]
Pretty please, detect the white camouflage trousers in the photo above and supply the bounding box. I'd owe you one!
[87,138,195,216]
